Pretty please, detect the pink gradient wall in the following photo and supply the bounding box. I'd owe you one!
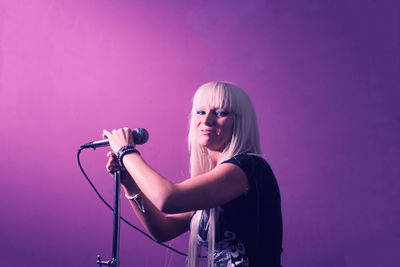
[1,0,399,266]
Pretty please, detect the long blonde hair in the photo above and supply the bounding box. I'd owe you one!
[187,82,261,266]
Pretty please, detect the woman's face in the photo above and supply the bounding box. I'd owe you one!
[193,103,234,152]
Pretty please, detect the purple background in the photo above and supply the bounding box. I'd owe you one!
[1,0,399,266]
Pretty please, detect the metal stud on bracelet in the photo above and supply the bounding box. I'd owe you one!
[117,145,140,169]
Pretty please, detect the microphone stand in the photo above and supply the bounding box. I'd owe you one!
[97,171,121,267]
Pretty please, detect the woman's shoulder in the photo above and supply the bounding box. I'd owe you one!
[222,153,276,184]
[223,153,269,168]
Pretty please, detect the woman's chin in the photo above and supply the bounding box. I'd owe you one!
[199,142,223,152]
[197,136,224,150]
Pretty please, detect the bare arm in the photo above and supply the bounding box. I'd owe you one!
[122,153,249,214]
[122,178,193,242]
[103,128,249,216]
[106,152,192,242]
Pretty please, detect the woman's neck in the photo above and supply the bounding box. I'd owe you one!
[207,149,223,165]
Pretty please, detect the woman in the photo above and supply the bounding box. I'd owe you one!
[103,81,282,267]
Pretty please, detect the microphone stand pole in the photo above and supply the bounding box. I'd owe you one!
[97,171,121,267]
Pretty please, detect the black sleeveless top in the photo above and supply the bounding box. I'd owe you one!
[198,154,283,266]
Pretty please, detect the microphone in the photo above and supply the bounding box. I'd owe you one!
[80,128,149,149]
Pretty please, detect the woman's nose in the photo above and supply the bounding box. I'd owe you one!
[203,112,215,126]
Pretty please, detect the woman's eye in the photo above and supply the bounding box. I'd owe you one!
[196,110,206,115]
[215,110,228,117]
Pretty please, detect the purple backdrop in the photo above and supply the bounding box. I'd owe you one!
[0,0,399,266]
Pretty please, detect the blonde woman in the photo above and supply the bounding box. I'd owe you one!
[104,81,282,267]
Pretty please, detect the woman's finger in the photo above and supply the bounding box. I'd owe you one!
[102,129,111,139]
[106,150,123,174]
[106,161,120,173]
[107,151,117,157]
[106,160,112,172]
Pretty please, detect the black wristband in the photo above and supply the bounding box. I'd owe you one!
[117,145,140,169]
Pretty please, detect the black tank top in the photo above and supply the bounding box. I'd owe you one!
[198,154,283,266]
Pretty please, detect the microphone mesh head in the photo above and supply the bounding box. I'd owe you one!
[133,128,149,145]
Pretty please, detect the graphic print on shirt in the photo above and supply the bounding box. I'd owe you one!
[214,230,249,267]
[198,207,249,266]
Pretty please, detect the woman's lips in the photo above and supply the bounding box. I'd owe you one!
[200,128,215,135]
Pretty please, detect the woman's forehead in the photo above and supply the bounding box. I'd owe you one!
[193,90,231,110]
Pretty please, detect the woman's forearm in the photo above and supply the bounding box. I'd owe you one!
[102,128,180,212]
[122,152,250,214]
[121,184,191,243]
[122,152,176,212]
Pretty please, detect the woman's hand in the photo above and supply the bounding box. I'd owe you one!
[102,127,135,155]
[105,151,138,190]
[105,151,123,173]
